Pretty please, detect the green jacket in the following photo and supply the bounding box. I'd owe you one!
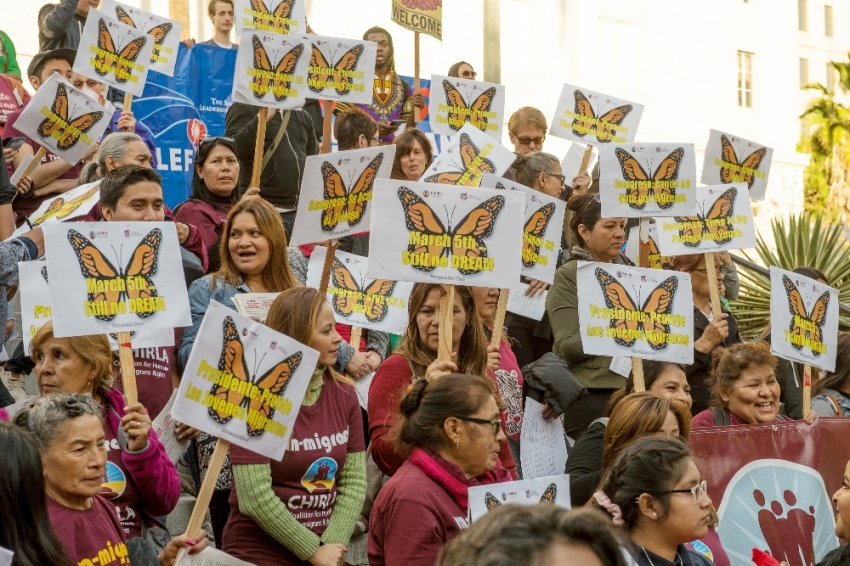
[0,32,20,79]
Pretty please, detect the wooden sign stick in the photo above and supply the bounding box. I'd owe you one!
[437,285,455,362]
[318,240,339,294]
[563,146,594,250]
[489,289,509,345]
[250,107,269,187]
[349,326,362,349]
[803,364,812,419]
[704,252,723,318]
[413,31,420,124]
[638,217,651,269]
[116,332,138,405]
[631,218,651,393]
[321,101,335,154]
[578,145,593,175]
[122,92,133,116]
[23,147,47,178]
[177,438,230,560]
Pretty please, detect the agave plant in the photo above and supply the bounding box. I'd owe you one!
[732,212,850,339]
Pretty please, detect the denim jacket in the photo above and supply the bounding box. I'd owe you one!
[810,388,850,417]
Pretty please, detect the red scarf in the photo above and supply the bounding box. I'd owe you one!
[408,447,511,511]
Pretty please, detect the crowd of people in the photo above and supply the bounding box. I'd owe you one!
[0,1,849,565]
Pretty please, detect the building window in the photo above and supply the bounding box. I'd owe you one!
[799,0,808,31]
[825,5,834,36]
[738,51,753,107]
[800,58,810,88]
[827,62,835,91]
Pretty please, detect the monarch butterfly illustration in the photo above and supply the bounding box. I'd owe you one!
[251,35,304,102]
[423,133,496,185]
[615,147,684,210]
[719,135,767,190]
[36,84,104,150]
[31,185,100,226]
[572,90,633,143]
[329,258,396,322]
[94,18,148,82]
[539,483,557,504]
[320,153,383,230]
[522,202,556,268]
[644,235,669,269]
[783,275,829,356]
[209,316,302,436]
[595,267,678,350]
[484,492,502,511]
[308,43,364,95]
[41,265,49,284]
[249,0,296,34]
[67,228,161,322]
[398,186,503,275]
[114,6,173,64]
[673,187,737,248]
[441,80,497,132]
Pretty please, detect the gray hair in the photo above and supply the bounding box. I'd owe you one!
[15,393,101,451]
[513,151,560,188]
[79,132,145,185]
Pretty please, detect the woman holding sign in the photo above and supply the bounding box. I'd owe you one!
[547,194,630,439]
[223,287,365,566]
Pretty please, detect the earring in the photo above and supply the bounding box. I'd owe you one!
[455,440,460,450]
[652,512,657,518]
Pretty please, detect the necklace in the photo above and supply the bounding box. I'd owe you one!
[640,546,682,566]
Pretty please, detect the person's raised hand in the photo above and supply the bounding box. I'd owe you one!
[15,175,32,196]
[240,187,262,203]
[570,170,592,196]
[695,313,729,352]
[116,110,136,133]
[308,543,347,566]
[176,222,191,244]
[410,93,426,109]
[487,342,501,372]
[182,38,196,49]
[424,358,457,382]
[542,401,560,420]
[121,403,152,452]
[524,278,549,297]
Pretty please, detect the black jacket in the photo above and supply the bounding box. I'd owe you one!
[686,305,742,414]
[38,0,86,51]
[224,103,318,209]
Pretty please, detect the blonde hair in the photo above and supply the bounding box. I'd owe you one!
[207,0,233,16]
[30,321,113,396]
[508,107,547,135]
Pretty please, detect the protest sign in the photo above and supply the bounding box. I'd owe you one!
[468,474,570,523]
[43,222,191,338]
[0,547,11,566]
[11,181,100,239]
[231,293,280,323]
[368,179,524,287]
[171,300,318,460]
[701,129,773,200]
[550,84,644,144]
[305,35,377,105]
[391,0,442,41]
[306,247,413,335]
[653,183,756,256]
[234,0,306,36]
[422,123,515,186]
[598,143,697,218]
[577,262,694,364]
[289,145,395,245]
[73,9,154,96]
[769,267,839,373]
[12,75,110,165]
[231,32,310,109]
[521,398,569,478]
[625,223,669,269]
[481,174,565,284]
[18,262,51,352]
[100,0,182,77]
[428,74,504,139]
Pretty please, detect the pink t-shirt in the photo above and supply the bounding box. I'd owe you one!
[47,494,130,566]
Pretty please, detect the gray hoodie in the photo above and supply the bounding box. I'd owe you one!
[38,0,86,52]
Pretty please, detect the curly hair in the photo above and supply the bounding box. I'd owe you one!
[709,341,777,408]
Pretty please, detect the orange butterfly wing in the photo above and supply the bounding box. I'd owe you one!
[615,148,651,209]
[719,135,740,184]
[115,6,136,27]
[308,46,331,92]
[572,90,595,138]
[539,484,557,504]
[739,147,767,189]
[522,202,555,268]
[95,19,117,76]
[423,172,463,184]
[702,188,736,245]
[270,43,304,101]
[123,229,161,318]
[37,83,69,140]
[250,35,274,100]
[33,197,67,225]
[67,230,122,322]
[454,133,495,185]
[320,162,348,231]
[246,351,302,436]
[442,80,468,131]
[115,36,148,83]
[332,44,364,95]
[362,278,396,322]
[595,267,641,346]
[641,276,678,350]
[451,195,505,275]
[330,257,361,317]
[594,104,633,143]
[209,317,250,423]
[651,147,684,210]
[346,153,383,226]
[485,492,502,511]
[469,87,496,131]
[783,275,809,351]
[398,186,450,271]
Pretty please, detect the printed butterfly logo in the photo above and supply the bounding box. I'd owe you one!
[67,228,161,322]
[249,0,296,34]
[572,90,633,143]
[398,186,503,275]
[114,6,173,64]
[615,147,684,209]
[423,133,495,185]
[595,267,678,350]
[673,187,736,248]
[320,153,383,231]
[251,35,304,102]
[330,258,396,322]
[31,185,100,226]
[209,316,302,436]
[522,202,556,268]
[41,265,49,284]
[308,43,364,95]
[94,19,147,82]
[719,135,766,189]
[441,80,496,132]
[484,484,557,511]
[644,235,669,269]
[783,275,829,356]
[37,84,104,150]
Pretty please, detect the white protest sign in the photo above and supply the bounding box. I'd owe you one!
[468,474,570,523]
[26,181,99,228]
[234,0,306,36]
[701,129,774,200]
[428,74,505,140]
[625,222,670,270]
[73,9,154,96]
[43,222,191,338]
[549,84,644,144]
[577,262,694,364]
[231,32,311,109]
[598,143,697,218]
[561,141,593,185]
[481,174,565,285]
[769,267,839,372]
[368,179,524,287]
[0,547,11,566]
[171,300,318,460]
[305,34,377,105]
[506,283,547,321]
[231,292,280,323]
[422,123,515,186]
[11,75,110,165]
[654,184,756,256]
[100,0,182,76]
[289,145,395,246]
[520,397,569,478]
[306,247,413,335]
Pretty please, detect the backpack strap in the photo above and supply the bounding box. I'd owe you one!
[827,395,842,417]
[711,407,731,426]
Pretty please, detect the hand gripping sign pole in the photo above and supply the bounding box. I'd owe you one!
[177,437,230,562]
[116,334,138,404]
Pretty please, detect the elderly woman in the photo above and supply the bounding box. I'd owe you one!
[0,322,179,539]
[391,129,433,181]
[368,373,512,566]
[15,394,205,566]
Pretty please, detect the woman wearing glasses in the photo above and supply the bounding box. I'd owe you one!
[447,61,477,80]
[594,437,715,566]
[368,373,512,566]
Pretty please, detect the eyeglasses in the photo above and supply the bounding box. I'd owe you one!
[199,136,234,145]
[456,416,502,435]
[514,135,545,146]
[369,136,380,146]
[692,267,732,276]
[654,480,708,503]
[546,172,566,186]
[461,70,477,79]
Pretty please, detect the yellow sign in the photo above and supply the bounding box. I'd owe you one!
[391,0,442,41]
